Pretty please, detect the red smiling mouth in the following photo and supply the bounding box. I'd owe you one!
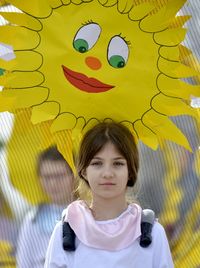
[62,65,114,93]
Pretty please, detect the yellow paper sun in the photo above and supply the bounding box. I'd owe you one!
[0,0,200,150]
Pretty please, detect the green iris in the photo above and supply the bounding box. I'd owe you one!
[109,55,125,68]
[73,39,89,53]
[0,68,5,76]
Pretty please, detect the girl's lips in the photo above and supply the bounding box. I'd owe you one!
[62,65,114,93]
[100,183,115,185]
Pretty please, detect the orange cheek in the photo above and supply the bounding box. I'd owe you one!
[85,56,102,70]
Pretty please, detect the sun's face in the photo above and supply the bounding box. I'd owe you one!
[0,0,200,150]
[40,2,157,122]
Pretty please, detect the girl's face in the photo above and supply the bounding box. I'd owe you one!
[83,142,129,201]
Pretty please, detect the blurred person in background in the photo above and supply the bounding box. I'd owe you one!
[16,146,75,268]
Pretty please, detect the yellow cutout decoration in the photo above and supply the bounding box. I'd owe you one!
[0,12,42,31]
[0,0,199,153]
[0,190,13,218]
[0,93,15,112]
[0,51,43,72]
[31,102,59,124]
[0,0,7,6]
[154,28,187,46]
[7,109,75,204]
[0,241,15,267]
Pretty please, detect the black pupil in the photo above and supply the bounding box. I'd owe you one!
[117,61,125,68]
[79,47,87,53]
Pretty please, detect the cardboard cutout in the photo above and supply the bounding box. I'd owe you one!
[0,0,199,153]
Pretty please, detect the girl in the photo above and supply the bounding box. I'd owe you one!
[45,122,174,267]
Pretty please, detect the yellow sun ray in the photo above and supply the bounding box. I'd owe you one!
[157,74,200,99]
[178,44,192,61]
[7,110,52,204]
[158,58,199,78]
[140,0,187,32]
[0,12,42,30]
[143,110,192,150]
[0,189,13,218]
[133,120,159,150]
[169,15,191,29]
[6,108,75,204]
[0,71,44,88]
[1,87,48,110]
[0,92,15,111]
[48,0,63,9]
[0,51,42,71]
[31,102,60,124]
[54,130,76,173]
[7,0,52,17]
[117,0,134,13]
[50,113,77,132]
[62,0,71,5]
[152,94,198,118]
[0,0,7,6]
[0,241,15,267]
[98,0,117,6]
[159,46,180,61]
[0,26,39,50]
[0,58,15,71]
[154,28,187,46]
[81,118,99,135]
[128,2,155,20]
[71,0,83,4]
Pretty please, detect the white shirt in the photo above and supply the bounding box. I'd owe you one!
[45,209,174,268]
[16,204,65,268]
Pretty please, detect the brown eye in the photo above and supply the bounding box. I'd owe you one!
[90,161,102,166]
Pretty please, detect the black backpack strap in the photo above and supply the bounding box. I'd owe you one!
[62,221,76,251]
[62,208,155,251]
[139,209,155,248]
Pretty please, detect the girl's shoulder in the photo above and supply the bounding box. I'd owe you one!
[152,220,166,235]
[151,220,171,248]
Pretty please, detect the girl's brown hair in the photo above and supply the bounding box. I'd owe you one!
[77,122,139,187]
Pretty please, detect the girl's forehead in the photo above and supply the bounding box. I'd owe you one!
[94,142,124,157]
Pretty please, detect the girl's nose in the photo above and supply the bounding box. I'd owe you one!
[85,56,102,70]
[103,169,114,179]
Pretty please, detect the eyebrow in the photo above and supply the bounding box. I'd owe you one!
[92,157,126,160]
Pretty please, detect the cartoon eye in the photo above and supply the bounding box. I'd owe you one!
[108,36,129,68]
[73,23,101,53]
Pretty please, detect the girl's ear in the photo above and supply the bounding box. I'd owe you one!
[81,169,87,180]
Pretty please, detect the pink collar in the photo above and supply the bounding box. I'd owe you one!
[64,200,142,251]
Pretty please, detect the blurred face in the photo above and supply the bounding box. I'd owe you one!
[83,142,129,201]
[39,160,73,205]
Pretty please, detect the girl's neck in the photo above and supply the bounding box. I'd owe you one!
[90,197,128,221]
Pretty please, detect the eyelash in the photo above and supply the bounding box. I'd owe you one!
[114,162,125,166]
[79,24,131,47]
[82,19,96,26]
[118,33,131,46]
[90,161,102,166]
[90,161,125,166]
